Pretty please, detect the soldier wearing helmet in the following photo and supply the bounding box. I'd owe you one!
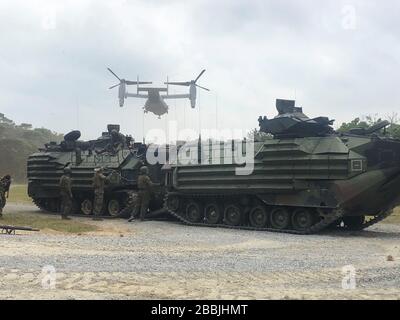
[111,129,126,150]
[59,167,73,220]
[128,166,153,222]
[0,174,11,217]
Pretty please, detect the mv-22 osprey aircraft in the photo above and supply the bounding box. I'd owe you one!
[108,68,210,118]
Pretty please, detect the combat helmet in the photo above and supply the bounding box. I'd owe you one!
[140,166,148,174]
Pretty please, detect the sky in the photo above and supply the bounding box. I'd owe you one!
[0,0,399,141]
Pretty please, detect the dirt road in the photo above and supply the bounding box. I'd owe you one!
[1,204,400,299]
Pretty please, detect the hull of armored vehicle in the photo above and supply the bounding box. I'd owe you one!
[163,101,400,234]
[27,126,165,217]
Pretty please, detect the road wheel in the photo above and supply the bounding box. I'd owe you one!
[81,199,93,215]
[107,199,120,217]
[270,207,290,230]
[185,201,202,223]
[249,206,269,228]
[224,204,243,226]
[292,208,315,231]
[204,203,222,224]
[343,216,365,230]
[167,195,181,212]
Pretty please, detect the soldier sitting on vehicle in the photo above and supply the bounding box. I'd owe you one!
[95,130,127,155]
[110,129,126,152]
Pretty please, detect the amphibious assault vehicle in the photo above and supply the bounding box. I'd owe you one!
[27,125,165,217]
[163,99,400,234]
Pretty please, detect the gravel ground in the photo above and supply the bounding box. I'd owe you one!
[1,204,400,299]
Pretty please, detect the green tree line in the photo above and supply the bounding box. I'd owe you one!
[0,113,63,182]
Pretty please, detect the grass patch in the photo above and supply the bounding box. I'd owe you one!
[383,207,400,224]
[7,184,32,204]
[3,184,98,233]
[0,213,98,234]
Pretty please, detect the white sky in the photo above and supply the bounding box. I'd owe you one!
[0,0,399,141]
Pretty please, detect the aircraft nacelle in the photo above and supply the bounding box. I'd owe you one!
[189,83,196,108]
[118,81,126,107]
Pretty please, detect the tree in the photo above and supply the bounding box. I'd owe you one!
[0,113,15,125]
[0,115,63,182]
[19,123,33,130]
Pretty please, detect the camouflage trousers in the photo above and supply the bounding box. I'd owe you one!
[134,190,150,220]
[60,193,72,218]
[0,191,5,215]
[120,193,137,218]
[93,190,104,216]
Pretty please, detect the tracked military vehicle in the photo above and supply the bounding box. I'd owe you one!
[27,125,165,217]
[163,99,400,234]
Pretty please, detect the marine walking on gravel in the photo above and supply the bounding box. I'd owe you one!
[59,168,73,220]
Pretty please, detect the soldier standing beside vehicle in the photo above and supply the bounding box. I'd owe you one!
[129,166,153,222]
[59,168,73,220]
[0,180,5,218]
[92,167,107,221]
[0,175,11,217]
[1,175,11,199]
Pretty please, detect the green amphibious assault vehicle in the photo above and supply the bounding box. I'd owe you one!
[27,124,164,217]
[163,99,400,234]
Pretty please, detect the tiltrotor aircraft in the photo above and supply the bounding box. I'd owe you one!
[108,68,209,118]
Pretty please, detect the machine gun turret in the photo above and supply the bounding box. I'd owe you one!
[259,99,334,138]
[348,120,391,136]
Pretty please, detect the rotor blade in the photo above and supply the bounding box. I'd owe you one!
[125,80,153,85]
[164,81,190,86]
[109,83,120,89]
[194,69,206,83]
[107,68,121,81]
[196,84,210,91]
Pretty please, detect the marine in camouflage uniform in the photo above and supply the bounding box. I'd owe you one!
[0,175,11,216]
[130,166,153,222]
[0,175,11,217]
[59,168,73,220]
[119,192,137,221]
[92,167,107,221]
[110,129,126,153]
[0,181,5,217]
